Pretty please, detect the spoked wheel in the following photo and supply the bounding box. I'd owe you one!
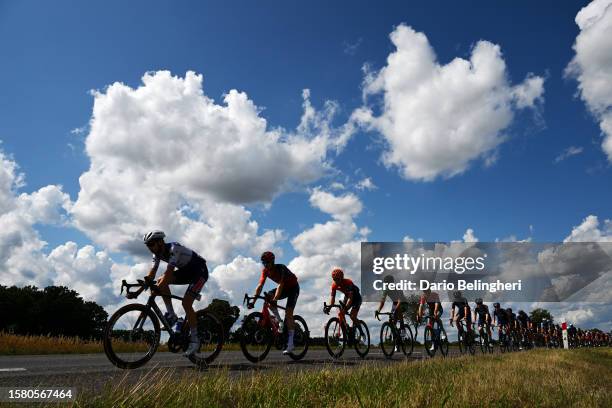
[479,330,489,354]
[437,323,449,357]
[467,332,476,355]
[424,326,436,357]
[187,311,224,367]
[104,304,161,369]
[380,322,397,359]
[353,320,370,358]
[458,331,466,354]
[324,317,346,358]
[399,323,415,357]
[499,334,507,353]
[287,315,310,361]
[240,312,273,363]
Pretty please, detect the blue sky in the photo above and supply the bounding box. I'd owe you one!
[0,1,610,329]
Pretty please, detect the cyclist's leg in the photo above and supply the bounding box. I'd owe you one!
[282,285,299,353]
[175,261,208,343]
[157,275,176,317]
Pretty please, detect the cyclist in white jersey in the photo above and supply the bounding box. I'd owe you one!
[143,230,208,356]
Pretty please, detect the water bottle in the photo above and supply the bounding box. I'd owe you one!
[174,317,184,333]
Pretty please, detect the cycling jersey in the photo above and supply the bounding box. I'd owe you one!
[332,279,362,310]
[493,308,508,325]
[382,288,409,314]
[259,264,298,288]
[420,292,443,316]
[152,242,205,270]
[331,278,360,297]
[517,313,530,327]
[151,242,207,295]
[451,298,471,318]
[474,304,490,325]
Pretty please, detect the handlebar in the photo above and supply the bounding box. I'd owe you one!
[121,277,201,301]
[243,293,285,310]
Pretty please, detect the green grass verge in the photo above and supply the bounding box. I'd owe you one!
[65,348,611,407]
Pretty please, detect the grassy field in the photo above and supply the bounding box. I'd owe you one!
[0,332,171,355]
[59,348,610,408]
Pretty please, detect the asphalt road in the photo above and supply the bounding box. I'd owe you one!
[0,348,450,394]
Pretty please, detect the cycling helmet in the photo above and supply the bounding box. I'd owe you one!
[506,308,512,313]
[383,274,395,283]
[260,251,275,264]
[475,298,483,305]
[332,268,344,280]
[493,302,500,308]
[143,230,165,244]
[452,290,462,299]
[518,310,525,315]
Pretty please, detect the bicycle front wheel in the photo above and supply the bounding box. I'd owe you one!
[240,312,273,363]
[324,317,346,358]
[188,311,224,367]
[103,303,160,369]
[379,322,397,359]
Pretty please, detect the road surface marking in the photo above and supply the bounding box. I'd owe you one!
[0,368,27,372]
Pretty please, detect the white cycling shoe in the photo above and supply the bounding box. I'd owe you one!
[282,344,295,355]
[184,339,200,357]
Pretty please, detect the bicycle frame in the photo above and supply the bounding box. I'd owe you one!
[244,294,286,337]
[121,279,195,335]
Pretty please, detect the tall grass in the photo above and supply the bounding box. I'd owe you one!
[0,332,169,355]
[69,348,610,408]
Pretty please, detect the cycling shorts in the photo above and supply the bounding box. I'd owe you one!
[266,283,300,310]
[173,255,208,296]
[345,292,362,311]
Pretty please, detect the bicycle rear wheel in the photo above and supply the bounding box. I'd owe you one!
[380,322,397,359]
[423,326,436,357]
[400,323,415,357]
[188,311,224,367]
[325,317,346,358]
[240,312,273,363]
[104,303,160,369]
[287,315,310,361]
[353,320,370,358]
[437,324,449,356]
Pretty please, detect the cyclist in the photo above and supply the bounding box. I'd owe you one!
[376,274,410,320]
[416,288,443,322]
[473,298,492,341]
[450,291,472,339]
[324,268,362,343]
[416,288,444,350]
[376,275,411,349]
[492,303,509,343]
[143,230,208,356]
[516,310,532,349]
[248,251,300,354]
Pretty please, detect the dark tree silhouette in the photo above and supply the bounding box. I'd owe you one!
[0,285,108,339]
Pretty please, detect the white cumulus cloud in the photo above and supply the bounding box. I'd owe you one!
[566,0,612,161]
[358,24,545,181]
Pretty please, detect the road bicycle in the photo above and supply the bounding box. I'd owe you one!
[239,294,309,363]
[497,324,512,353]
[453,319,476,355]
[475,321,495,354]
[323,301,370,359]
[417,315,449,357]
[104,278,224,369]
[375,310,414,359]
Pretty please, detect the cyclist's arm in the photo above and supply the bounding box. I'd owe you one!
[328,287,337,307]
[254,274,265,298]
[157,264,175,285]
[376,295,386,313]
[273,279,284,301]
[344,291,354,309]
[147,258,160,279]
